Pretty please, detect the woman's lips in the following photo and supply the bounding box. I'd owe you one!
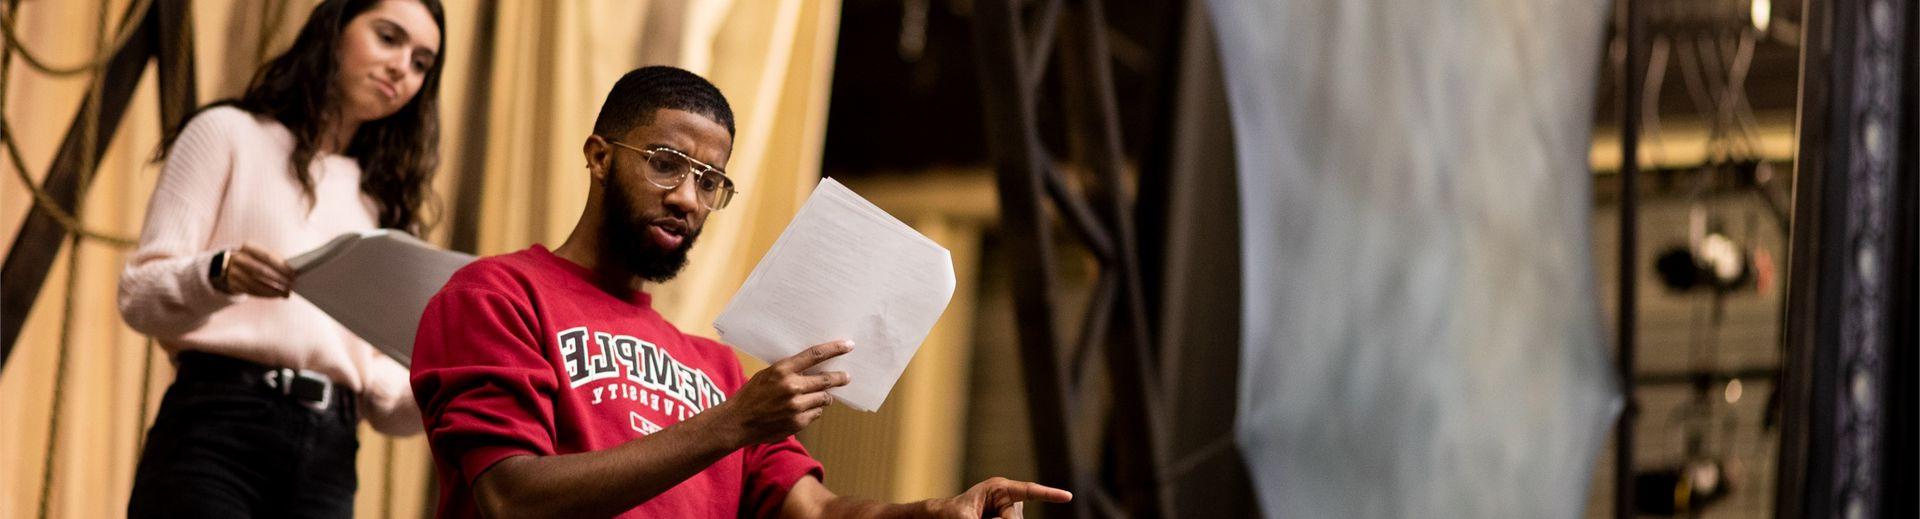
[373,78,398,101]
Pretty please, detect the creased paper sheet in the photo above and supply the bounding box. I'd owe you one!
[290,229,475,366]
[713,178,955,412]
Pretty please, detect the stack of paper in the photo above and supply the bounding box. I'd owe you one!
[714,178,955,412]
[290,230,475,365]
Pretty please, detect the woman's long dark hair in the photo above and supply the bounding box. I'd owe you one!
[161,0,446,232]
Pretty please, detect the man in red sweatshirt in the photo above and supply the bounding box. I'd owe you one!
[410,66,1071,518]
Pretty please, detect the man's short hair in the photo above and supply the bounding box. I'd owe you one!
[593,66,736,138]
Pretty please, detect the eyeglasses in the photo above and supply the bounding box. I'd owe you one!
[605,139,738,210]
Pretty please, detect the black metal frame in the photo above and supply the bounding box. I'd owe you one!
[1775,0,1917,517]
[1614,1,1644,517]
[1889,1,1920,514]
[971,0,1172,516]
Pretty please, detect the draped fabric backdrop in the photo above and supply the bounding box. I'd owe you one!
[0,0,841,517]
[1208,0,1622,516]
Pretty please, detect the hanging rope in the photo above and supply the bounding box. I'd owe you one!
[37,236,82,519]
[0,0,140,247]
[382,437,399,518]
[2,122,138,247]
[135,337,156,452]
[24,0,115,516]
[0,0,151,77]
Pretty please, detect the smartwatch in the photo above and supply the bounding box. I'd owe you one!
[209,249,231,292]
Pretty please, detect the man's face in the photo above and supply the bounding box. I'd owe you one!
[597,108,733,282]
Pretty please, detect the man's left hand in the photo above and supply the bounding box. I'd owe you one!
[921,477,1073,519]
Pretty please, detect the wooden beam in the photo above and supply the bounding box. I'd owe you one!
[153,0,195,127]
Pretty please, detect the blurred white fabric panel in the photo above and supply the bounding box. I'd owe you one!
[1207,0,1622,517]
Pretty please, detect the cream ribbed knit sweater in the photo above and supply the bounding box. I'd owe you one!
[117,106,420,434]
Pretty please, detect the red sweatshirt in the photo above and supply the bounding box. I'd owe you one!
[411,246,822,518]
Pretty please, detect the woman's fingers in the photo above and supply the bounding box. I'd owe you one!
[230,246,294,296]
[230,270,289,298]
[236,244,296,281]
[225,260,290,298]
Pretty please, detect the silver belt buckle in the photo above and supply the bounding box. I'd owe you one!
[264,368,333,412]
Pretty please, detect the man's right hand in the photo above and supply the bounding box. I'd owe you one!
[711,340,853,447]
[469,340,856,519]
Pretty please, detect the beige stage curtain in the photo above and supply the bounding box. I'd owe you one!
[0,0,841,517]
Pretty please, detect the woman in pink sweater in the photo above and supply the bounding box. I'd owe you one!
[116,0,445,516]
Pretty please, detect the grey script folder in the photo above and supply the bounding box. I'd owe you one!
[289,230,475,366]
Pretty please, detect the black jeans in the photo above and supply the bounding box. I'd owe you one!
[128,352,360,519]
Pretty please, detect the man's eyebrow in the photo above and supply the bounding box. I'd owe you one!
[642,143,727,172]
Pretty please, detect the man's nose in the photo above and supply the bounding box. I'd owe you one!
[663,178,703,213]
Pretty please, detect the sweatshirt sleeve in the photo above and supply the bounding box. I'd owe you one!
[722,345,824,519]
[741,436,825,519]
[411,284,561,485]
[116,109,244,338]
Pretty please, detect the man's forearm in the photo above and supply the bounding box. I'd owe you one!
[783,476,941,519]
[817,496,936,519]
[783,474,1072,519]
[473,408,743,519]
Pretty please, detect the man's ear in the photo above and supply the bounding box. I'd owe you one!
[583,134,612,182]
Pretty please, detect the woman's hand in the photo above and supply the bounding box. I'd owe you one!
[214,244,296,298]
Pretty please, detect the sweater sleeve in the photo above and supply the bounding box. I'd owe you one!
[116,109,244,338]
[357,344,425,436]
[411,284,561,485]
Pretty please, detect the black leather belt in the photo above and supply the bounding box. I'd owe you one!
[174,351,343,413]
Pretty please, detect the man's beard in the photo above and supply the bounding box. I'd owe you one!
[601,167,700,283]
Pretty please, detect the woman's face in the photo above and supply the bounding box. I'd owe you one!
[334,0,440,124]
